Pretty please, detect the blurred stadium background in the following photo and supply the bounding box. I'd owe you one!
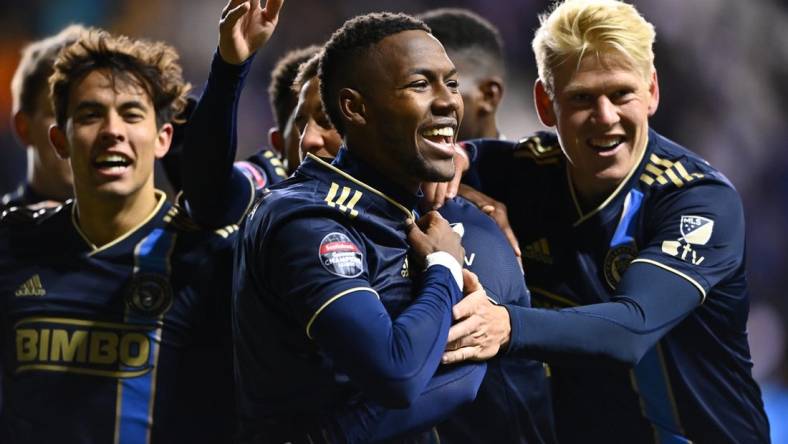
[1,0,787,440]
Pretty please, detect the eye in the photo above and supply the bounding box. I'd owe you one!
[408,80,429,90]
[570,93,592,103]
[611,89,635,102]
[75,111,100,123]
[124,112,144,122]
[446,79,459,91]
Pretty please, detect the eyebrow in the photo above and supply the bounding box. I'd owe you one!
[405,67,458,79]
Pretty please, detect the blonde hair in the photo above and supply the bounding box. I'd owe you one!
[532,0,656,96]
[10,24,87,115]
[50,27,191,128]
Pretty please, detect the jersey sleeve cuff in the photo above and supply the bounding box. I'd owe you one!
[425,251,463,291]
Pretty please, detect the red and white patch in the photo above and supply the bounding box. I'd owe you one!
[318,232,364,277]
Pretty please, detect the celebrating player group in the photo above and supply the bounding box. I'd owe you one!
[0,0,771,443]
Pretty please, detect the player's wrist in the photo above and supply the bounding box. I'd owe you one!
[425,251,463,291]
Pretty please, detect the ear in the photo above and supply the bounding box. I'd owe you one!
[339,88,366,128]
[13,111,32,146]
[154,123,174,159]
[49,124,71,159]
[647,70,660,117]
[268,127,284,154]
[533,79,557,127]
[478,77,504,114]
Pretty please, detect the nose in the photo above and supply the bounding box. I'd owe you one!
[299,120,340,161]
[591,95,620,127]
[431,82,461,117]
[99,110,126,143]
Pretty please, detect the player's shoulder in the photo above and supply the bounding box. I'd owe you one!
[464,131,563,167]
[239,147,289,187]
[1,200,70,231]
[639,130,735,192]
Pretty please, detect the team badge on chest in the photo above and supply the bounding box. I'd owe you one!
[319,232,364,278]
[125,273,173,316]
[604,244,638,289]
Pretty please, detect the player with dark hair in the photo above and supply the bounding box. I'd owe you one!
[0,28,237,443]
[183,1,490,441]
[440,0,770,442]
[418,8,504,142]
[3,25,86,210]
[267,45,320,172]
[289,51,342,163]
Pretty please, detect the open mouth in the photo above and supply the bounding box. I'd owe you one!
[587,136,625,154]
[93,153,132,173]
[420,126,456,156]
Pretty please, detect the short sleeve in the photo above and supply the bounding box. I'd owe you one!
[632,182,745,301]
[262,216,376,337]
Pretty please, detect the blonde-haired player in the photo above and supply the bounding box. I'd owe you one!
[445,0,770,442]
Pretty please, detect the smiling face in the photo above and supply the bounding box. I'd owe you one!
[350,30,463,190]
[50,69,172,204]
[535,51,659,201]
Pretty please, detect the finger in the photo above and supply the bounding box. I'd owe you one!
[462,269,481,293]
[447,315,479,342]
[220,2,251,29]
[433,183,447,209]
[480,204,495,215]
[262,0,283,19]
[405,217,428,244]
[442,346,479,364]
[221,0,247,18]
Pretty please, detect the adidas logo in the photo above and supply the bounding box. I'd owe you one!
[15,274,46,297]
[523,238,553,264]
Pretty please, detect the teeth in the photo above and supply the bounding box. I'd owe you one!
[589,137,623,149]
[422,127,454,138]
[96,154,130,164]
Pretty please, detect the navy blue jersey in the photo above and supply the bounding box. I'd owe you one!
[465,129,769,443]
[0,192,236,443]
[437,197,556,444]
[233,149,485,442]
[239,147,289,188]
[1,184,53,210]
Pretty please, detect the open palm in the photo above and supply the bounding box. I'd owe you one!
[219,0,284,64]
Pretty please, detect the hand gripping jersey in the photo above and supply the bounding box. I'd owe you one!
[0,192,236,443]
[233,149,486,443]
[464,129,769,443]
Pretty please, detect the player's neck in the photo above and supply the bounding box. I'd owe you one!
[73,184,162,248]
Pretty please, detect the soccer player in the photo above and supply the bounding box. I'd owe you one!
[441,0,771,442]
[3,25,85,210]
[184,1,490,441]
[0,28,237,443]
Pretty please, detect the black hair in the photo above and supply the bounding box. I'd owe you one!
[267,45,320,128]
[418,8,504,72]
[318,12,430,136]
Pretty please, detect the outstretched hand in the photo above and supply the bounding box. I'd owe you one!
[218,0,284,65]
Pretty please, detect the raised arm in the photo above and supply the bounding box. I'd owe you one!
[181,0,283,227]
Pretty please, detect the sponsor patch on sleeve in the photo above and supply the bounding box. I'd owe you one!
[318,232,364,277]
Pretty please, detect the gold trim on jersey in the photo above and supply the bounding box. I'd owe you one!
[16,364,150,379]
[569,137,648,227]
[305,287,380,339]
[630,258,706,303]
[325,182,364,218]
[14,316,162,330]
[72,190,168,256]
[639,154,704,188]
[307,153,413,219]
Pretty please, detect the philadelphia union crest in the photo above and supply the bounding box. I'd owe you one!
[604,244,638,289]
[125,273,173,316]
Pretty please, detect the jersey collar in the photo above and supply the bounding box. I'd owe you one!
[304,149,418,218]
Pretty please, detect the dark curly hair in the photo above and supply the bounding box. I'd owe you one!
[318,12,430,136]
[268,45,320,128]
[50,28,191,129]
[418,8,504,75]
